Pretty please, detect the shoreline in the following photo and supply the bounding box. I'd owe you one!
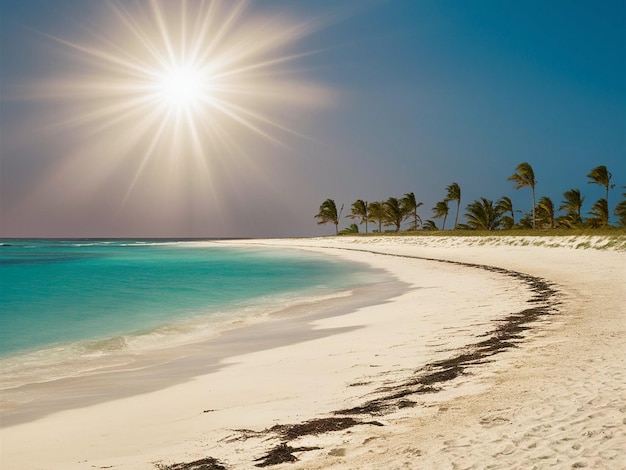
[1,259,402,427]
[1,236,624,469]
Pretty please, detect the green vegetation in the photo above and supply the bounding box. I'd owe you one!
[333,227,626,250]
[338,223,359,235]
[508,162,537,229]
[587,165,614,210]
[383,197,405,232]
[346,199,369,234]
[316,163,626,235]
[536,196,555,229]
[445,182,461,229]
[340,227,626,238]
[615,187,626,227]
[462,198,501,231]
[496,196,518,230]
[314,198,341,235]
[558,189,585,228]
[401,192,423,231]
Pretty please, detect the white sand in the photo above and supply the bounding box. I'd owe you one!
[1,235,625,469]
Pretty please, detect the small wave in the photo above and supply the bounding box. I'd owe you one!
[0,336,136,391]
[82,335,128,354]
[118,242,180,247]
[123,321,216,350]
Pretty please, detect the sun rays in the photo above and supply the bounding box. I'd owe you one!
[17,0,333,218]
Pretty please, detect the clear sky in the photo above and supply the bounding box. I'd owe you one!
[1,0,624,238]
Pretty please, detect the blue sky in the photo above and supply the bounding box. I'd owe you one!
[1,0,624,237]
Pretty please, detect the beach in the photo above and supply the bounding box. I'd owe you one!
[1,235,625,469]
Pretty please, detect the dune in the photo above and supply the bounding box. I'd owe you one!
[1,235,624,469]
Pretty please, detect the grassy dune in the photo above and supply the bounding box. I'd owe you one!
[339,228,626,251]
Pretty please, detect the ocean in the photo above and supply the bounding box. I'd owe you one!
[0,239,384,392]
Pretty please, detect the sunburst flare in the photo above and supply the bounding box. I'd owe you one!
[12,0,333,229]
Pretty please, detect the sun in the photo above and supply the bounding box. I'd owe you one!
[153,64,210,110]
[22,0,333,213]
[33,1,332,145]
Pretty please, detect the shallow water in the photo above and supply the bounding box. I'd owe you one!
[0,239,384,391]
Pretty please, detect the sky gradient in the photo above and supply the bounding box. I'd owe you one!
[1,0,625,238]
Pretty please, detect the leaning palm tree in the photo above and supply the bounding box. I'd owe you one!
[508,162,537,229]
[587,165,613,205]
[432,200,449,230]
[383,197,406,232]
[314,198,341,235]
[558,188,585,227]
[587,198,609,228]
[444,182,461,229]
[368,201,386,233]
[496,196,518,229]
[614,187,626,227]
[347,199,369,234]
[464,198,502,230]
[401,192,423,230]
[536,196,555,229]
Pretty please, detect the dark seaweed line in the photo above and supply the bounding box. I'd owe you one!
[328,247,561,416]
[157,245,562,469]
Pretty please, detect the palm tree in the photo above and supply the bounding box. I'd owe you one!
[314,199,341,235]
[496,196,518,229]
[422,220,439,231]
[587,165,613,206]
[347,199,369,234]
[558,189,585,227]
[401,192,423,230]
[368,201,386,233]
[444,182,461,229]
[587,198,609,228]
[536,196,555,229]
[508,162,537,229]
[383,197,406,232]
[339,223,359,235]
[464,198,502,230]
[517,212,534,229]
[432,200,449,230]
[614,187,626,227]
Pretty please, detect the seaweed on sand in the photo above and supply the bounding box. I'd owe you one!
[268,417,383,440]
[250,417,384,467]
[156,457,227,470]
[152,250,561,468]
[333,253,559,416]
[253,443,321,467]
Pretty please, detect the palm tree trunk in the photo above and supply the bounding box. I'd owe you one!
[530,186,536,230]
[442,214,447,230]
[454,201,460,229]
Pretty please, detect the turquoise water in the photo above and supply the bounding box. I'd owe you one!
[0,239,381,388]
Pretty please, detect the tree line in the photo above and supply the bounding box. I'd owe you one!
[315,163,626,234]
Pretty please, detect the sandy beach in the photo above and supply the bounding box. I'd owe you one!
[1,235,625,469]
